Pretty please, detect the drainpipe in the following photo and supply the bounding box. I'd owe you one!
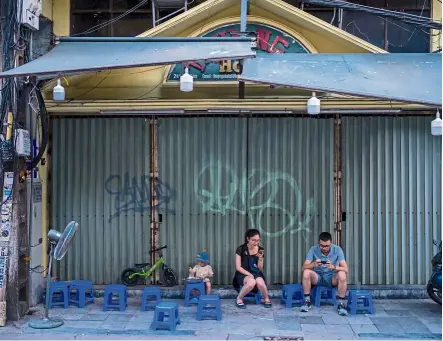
[333,117,343,247]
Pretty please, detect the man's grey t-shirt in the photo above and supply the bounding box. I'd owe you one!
[305,244,345,275]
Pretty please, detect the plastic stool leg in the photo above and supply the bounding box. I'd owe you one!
[315,288,322,307]
[332,288,337,307]
[169,310,176,331]
[255,291,262,305]
[216,300,222,321]
[285,288,293,308]
[119,293,126,311]
[176,307,180,325]
[196,301,202,321]
[367,295,375,314]
[350,294,357,315]
[184,290,190,307]
[346,293,352,313]
[140,292,147,311]
[63,288,69,308]
[78,288,86,308]
[152,310,160,330]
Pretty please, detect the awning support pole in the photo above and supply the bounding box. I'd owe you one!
[239,0,248,99]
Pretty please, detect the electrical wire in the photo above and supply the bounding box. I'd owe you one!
[65,0,150,37]
[66,74,110,102]
[302,0,441,30]
[67,0,197,37]
[344,20,371,42]
[30,265,48,274]
[387,0,429,47]
[330,8,337,24]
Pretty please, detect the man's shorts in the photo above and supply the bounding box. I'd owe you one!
[315,271,336,287]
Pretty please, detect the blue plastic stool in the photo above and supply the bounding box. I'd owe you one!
[184,279,205,307]
[69,280,95,308]
[152,301,180,331]
[281,284,304,308]
[48,281,69,309]
[196,295,222,321]
[240,286,262,305]
[141,286,162,311]
[312,286,337,307]
[347,290,375,315]
[103,284,127,311]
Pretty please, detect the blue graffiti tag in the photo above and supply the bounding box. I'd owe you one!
[195,161,316,238]
[104,172,174,221]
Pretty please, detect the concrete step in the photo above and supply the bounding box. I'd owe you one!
[90,284,428,300]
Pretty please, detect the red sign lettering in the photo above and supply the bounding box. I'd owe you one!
[256,29,272,52]
[268,36,289,53]
[185,62,207,72]
[213,30,227,37]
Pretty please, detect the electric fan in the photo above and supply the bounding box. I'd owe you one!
[28,221,78,329]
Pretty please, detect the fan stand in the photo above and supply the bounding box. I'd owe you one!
[28,243,64,329]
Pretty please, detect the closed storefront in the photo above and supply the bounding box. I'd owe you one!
[50,115,442,286]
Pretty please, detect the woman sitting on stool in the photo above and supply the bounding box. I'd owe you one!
[232,229,271,309]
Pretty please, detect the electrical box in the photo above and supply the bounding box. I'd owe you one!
[20,0,42,31]
[15,129,31,157]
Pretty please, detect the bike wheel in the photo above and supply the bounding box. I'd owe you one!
[121,268,138,286]
[162,267,177,287]
[427,283,442,305]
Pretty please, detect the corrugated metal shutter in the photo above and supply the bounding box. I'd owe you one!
[342,116,442,285]
[158,117,334,285]
[158,117,247,285]
[51,118,151,284]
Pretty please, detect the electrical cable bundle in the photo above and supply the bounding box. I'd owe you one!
[30,85,48,170]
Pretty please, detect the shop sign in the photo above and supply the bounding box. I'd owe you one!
[167,23,309,82]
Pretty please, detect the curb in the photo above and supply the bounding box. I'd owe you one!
[89,284,428,300]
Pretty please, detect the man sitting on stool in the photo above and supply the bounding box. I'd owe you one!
[300,232,348,316]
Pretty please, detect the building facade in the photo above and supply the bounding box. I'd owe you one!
[36,0,442,287]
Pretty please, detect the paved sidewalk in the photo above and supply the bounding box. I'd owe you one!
[0,298,441,340]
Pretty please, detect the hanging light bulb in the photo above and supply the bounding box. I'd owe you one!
[180,67,193,92]
[307,91,320,115]
[431,110,442,136]
[53,78,65,101]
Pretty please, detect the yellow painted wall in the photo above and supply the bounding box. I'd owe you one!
[42,0,53,20]
[53,0,70,36]
[431,0,442,52]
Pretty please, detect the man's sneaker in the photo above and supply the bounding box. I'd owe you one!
[300,300,312,312]
[337,303,348,316]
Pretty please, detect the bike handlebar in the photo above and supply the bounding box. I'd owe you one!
[149,245,167,254]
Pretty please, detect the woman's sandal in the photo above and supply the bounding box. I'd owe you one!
[264,301,272,308]
[236,300,246,309]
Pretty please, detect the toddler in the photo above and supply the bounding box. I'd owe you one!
[188,249,214,294]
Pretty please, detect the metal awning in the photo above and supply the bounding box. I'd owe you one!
[239,53,442,106]
[0,37,256,78]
